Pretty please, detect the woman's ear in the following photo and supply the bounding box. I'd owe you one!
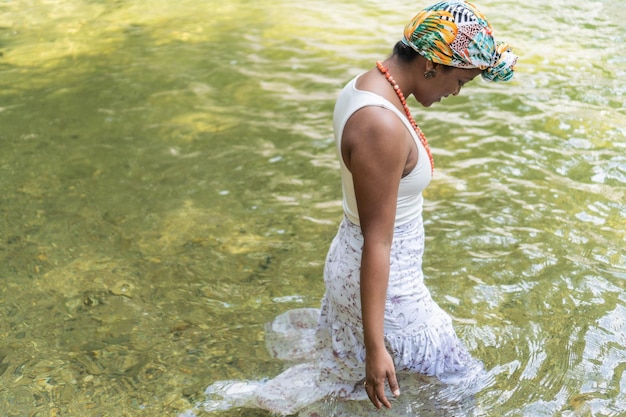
[424,60,437,79]
[424,60,437,72]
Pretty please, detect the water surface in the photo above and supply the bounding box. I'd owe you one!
[0,0,624,416]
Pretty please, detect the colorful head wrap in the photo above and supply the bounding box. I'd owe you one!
[402,0,518,82]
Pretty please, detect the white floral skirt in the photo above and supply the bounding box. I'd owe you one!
[182,216,490,417]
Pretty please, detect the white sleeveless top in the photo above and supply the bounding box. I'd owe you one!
[333,74,432,227]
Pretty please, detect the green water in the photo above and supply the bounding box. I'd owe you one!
[0,0,624,416]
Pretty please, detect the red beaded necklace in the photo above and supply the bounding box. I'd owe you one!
[376,60,434,174]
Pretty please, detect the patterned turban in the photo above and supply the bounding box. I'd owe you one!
[402,0,518,82]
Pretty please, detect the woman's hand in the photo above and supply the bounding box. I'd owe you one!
[364,346,400,409]
[341,101,407,410]
[340,84,409,411]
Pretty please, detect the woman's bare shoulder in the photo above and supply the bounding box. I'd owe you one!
[342,105,409,161]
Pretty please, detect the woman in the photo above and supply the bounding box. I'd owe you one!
[331,0,517,410]
[189,1,517,415]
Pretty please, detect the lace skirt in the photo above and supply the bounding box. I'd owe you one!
[183,216,490,417]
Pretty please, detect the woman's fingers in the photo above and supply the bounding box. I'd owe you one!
[388,370,401,397]
[364,380,382,409]
[376,381,392,408]
[364,378,396,409]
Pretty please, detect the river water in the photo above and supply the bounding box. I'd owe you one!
[0,0,624,416]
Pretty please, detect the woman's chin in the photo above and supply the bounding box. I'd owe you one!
[417,95,441,107]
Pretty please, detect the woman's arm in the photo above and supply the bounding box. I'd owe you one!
[342,105,410,409]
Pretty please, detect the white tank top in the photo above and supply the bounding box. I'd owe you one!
[333,74,432,227]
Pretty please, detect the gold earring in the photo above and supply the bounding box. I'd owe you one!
[424,69,436,79]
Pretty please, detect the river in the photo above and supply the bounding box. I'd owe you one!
[0,0,624,415]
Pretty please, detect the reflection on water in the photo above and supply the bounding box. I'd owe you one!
[0,0,624,415]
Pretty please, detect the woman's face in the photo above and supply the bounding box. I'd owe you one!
[416,66,483,107]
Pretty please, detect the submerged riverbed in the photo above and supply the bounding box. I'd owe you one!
[0,0,624,416]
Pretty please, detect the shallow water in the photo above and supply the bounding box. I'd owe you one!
[0,0,624,416]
